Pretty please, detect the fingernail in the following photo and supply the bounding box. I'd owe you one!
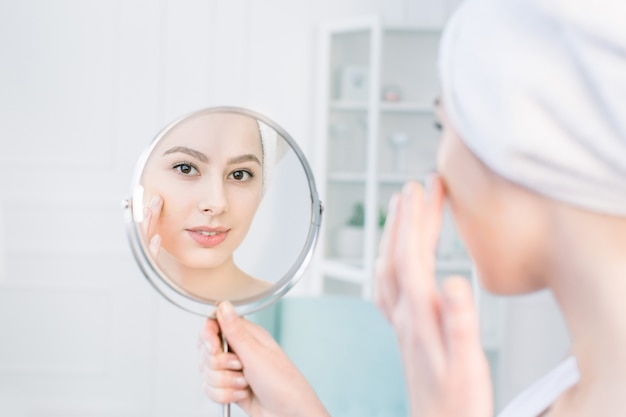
[227,359,242,370]
[445,289,464,305]
[234,376,246,387]
[425,173,437,194]
[196,336,205,350]
[402,181,414,197]
[444,280,468,306]
[149,235,161,254]
[219,301,236,322]
[204,340,216,355]
[233,390,248,401]
[388,193,399,213]
[424,172,437,192]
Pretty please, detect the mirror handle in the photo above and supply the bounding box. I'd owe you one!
[221,333,231,417]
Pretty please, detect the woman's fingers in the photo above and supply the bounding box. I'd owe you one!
[201,367,248,390]
[147,195,163,236]
[395,181,438,293]
[393,180,446,362]
[441,276,494,410]
[141,195,162,237]
[441,277,483,366]
[198,319,243,373]
[148,235,161,258]
[198,317,251,404]
[198,318,222,355]
[200,350,243,371]
[373,177,492,416]
[216,302,263,358]
[203,383,250,404]
[423,175,447,255]
[373,193,402,320]
[142,195,162,258]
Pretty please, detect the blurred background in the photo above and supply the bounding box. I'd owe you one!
[0,0,570,416]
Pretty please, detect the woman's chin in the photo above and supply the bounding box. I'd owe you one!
[478,274,544,296]
[179,257,229,271]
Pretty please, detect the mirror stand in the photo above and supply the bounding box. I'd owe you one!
[124,107,322,414]
[221,332,231,417]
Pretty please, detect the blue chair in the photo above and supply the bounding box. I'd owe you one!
[250,296,408,417]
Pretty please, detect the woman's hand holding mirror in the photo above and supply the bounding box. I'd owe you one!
[124,106,322,415]
[199,302,331,417]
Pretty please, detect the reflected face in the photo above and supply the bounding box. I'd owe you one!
[142,112,264,270]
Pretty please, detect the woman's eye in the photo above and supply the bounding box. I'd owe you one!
[229,170,253,182]
[173,163,199,176]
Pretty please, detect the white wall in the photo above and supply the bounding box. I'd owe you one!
[0,1,455,416]
[0,0,568,415]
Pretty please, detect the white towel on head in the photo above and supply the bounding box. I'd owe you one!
[258,120,289,195]
[439,0,626,216]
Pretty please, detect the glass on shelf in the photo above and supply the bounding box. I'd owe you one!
[388,131,411,172]
[377,112,439,177]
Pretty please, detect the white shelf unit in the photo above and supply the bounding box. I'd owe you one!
[313,17,472,298]
[312,18,513,410]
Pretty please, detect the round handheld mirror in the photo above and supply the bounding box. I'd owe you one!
[123,107,322,317]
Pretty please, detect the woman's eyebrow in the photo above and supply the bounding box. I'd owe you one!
[228,154,261,165]
[163,146,208,162]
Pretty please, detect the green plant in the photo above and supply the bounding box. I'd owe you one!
[345,203,387,228]
[378,207,387,228]
[347,202,365,227]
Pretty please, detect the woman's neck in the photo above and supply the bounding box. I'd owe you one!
[157,252,250,300]
[546,205,626,413]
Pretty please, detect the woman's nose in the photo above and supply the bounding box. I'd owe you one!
[198,181,228,215]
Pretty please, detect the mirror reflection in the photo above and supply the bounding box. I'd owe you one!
[128,108,318,307]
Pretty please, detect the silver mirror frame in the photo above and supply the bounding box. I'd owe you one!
[122,106,323,317]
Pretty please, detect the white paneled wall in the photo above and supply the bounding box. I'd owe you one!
[0,1,455,416]
[0,0,569,415]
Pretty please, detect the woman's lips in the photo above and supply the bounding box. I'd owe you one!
[186,228,229,248]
